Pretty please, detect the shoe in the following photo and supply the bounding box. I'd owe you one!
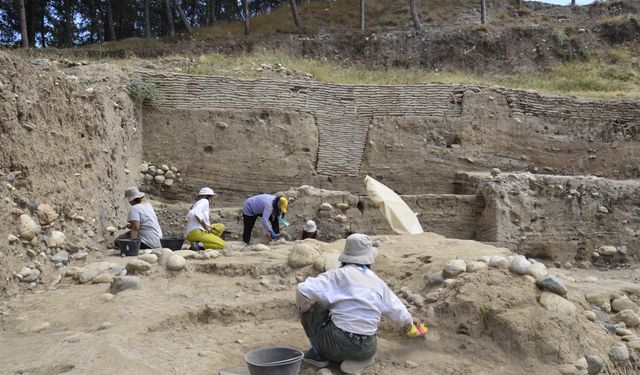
[303,349,330,368]
[340,357,374,374]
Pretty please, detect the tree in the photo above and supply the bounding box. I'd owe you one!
[409,0,422,31]
[359,0,364,32]
[289,0,303,31]
[571,0,576,6]
[480,0,487,24]
[242,0,251,35]
[64,0,74,46]
[18,0,28,47]
[144,0,151,38]
[105,0,116,40]
[172,0,192,34]
[165,0,175,36]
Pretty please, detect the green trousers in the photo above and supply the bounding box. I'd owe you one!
[301,304,377,362]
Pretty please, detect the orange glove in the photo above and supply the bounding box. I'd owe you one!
[406,320,428,337]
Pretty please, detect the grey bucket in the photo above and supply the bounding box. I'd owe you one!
[118,239,141,256]
[244,347,303,375]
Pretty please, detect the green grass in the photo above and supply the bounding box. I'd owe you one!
[178,48,640,99]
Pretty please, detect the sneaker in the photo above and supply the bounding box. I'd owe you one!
[303,349,330,368]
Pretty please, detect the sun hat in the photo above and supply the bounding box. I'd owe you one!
[124,187,145,202]
[278,196,288,214]
[303,220,317,233]
[338,233,378,265]
[198,187,216,196]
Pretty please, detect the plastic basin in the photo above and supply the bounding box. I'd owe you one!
[244,347,303,375]
[160,237,185,251]
[118,239,141,256]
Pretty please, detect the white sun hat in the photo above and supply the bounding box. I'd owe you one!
[303,220,317,233]
[124,187,145,202]
[338,233,378,265]
[198,187,216,196]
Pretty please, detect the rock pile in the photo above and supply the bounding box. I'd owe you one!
[140,161,183,187]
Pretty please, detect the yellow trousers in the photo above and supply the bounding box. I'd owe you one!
[187,223,225,249]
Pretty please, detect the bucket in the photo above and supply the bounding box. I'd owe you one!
[160,237,184,251]
[244,347,303,375]
[118,239,141,256]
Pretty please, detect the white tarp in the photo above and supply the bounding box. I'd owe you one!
[364,176,424,235]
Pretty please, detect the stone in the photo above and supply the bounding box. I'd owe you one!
[126,259,152,274]
[584,276,598,283]
[160,164,169,172]
[165,170,176,179]
[250,244,270,252]
[91,273,114,284]
[585,355,603,375]
[316,369,333,375]
[528,262,548,279]
[138,253,158,264]
[557,364,577,375]
[139,162,149,173]
[597,206,609,214]
[48,231,65,248]
[615,327,634,336]
[31,58,51,69]
[51,251,69,264]
[173,250,197,259]
[110,276,141,294]
[509,255,531,275]
[334,214,347,223]
[204,249,221,259]
[152,248,174,266]
[592,309,609,323]
[443,279,457,288]
[612,296,640,313]
[443,259,467,278]
[466,261,487,273]
[313,253,341,272]
[154,175,166,184]
[584,311,597,322]
[574,357,587,371]
[288,244,320,268]
[166,254,187,271]
[36,204,58,224]
[164,179,174,187]
[563,262,573,269]
[19,214,40,241]
[535,274,567,296]
[21,268,40,282]
[101,293,114,302]
[611,309,640,327]
[63,332,93,343]
[319,203,333,211]
[489,255,508,269]
[598,245,617,256]
[98,321,113,330]
[336,203,350,210]
[405,360,419,369]
[426,271,445,286]
[170,166,178,173]
[490,168,501,176]
[71,251,88,261]
[539,292,576,315]
[8,234,19,243]
[610,343,629,362]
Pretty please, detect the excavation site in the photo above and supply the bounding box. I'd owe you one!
[1,0,640,374]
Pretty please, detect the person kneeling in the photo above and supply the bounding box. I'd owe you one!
[185,187,225,250]
[295,233,418,373]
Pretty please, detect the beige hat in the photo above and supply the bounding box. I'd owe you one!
[124,187,145,202]
[338,233,378,265]
[303,220,317,233]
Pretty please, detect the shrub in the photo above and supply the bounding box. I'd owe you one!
[598,15,640,43]
[126,80,163,107]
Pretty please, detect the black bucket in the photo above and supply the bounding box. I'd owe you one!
[160,237,185,251]
[244,347,303,375]
[118,239,141,256]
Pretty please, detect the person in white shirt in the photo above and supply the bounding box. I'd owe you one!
[114,187,163,249]
[296,233,418,373]
[185,187,225,249]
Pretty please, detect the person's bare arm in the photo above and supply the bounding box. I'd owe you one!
[129,221,140,239]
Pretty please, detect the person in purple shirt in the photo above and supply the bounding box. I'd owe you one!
[242,194,289,244]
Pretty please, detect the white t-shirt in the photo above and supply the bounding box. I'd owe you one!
[297,265,412,336]
[185,198,210,235]
[127,202,163,248]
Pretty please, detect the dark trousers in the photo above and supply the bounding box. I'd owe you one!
[114,232,151,249]
[301,304,377,362]
[242,214,279,244]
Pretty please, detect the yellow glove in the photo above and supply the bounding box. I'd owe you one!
[406,321,428,337]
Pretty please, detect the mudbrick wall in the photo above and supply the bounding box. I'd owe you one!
[141,72,640,201]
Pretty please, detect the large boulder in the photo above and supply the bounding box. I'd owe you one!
[152,248,174,266]
[489,255,508,269]
[611,309,640,327]
[535,274,568,296]
[125,259,152,274]
[18,214,40,241]
[443,259,467,278]
[539,292,576,315]
[611,296,640,313]
[138,254,158,264]
[48,231,65,248]
[509,255,531,275]
[528,262,548,279]
[288,244,320,268]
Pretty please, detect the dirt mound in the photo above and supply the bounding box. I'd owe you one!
[0,51,141,296]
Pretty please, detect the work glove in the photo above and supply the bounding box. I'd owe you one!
[270,231,279,240]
